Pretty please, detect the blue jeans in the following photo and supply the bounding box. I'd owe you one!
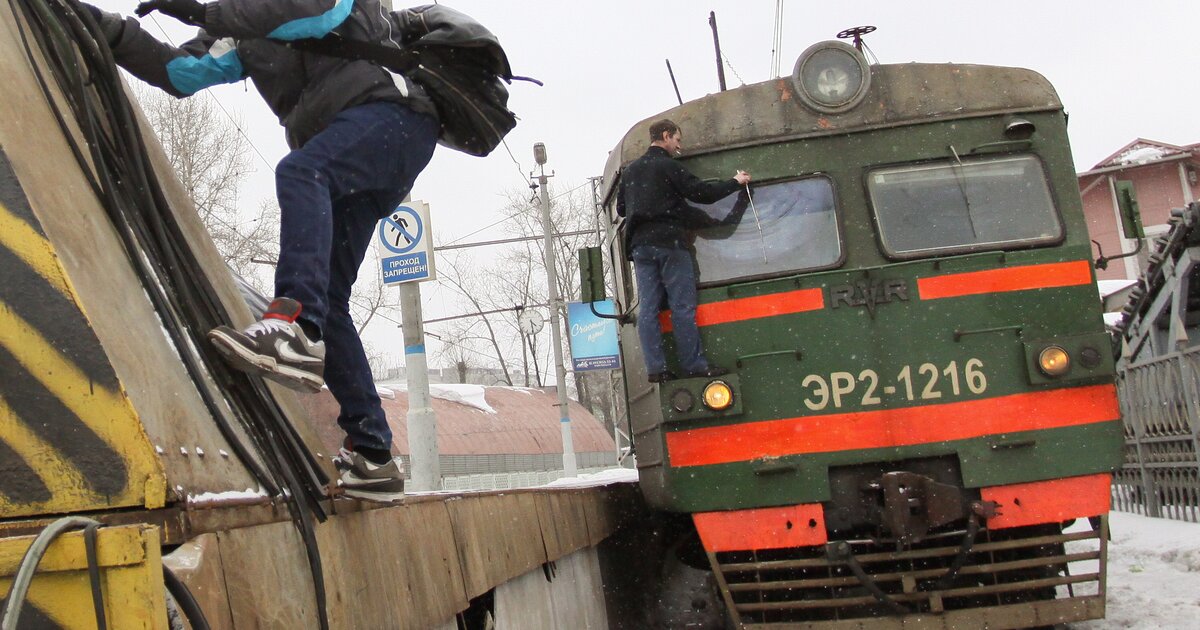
[274,101,438,451]
[632,245,709,375]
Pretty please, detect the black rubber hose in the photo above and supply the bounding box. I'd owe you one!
[162,566,212,630]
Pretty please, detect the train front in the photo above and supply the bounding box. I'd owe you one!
[598,41,1121,628]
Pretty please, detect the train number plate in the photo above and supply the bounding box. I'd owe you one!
[801,359,988,411]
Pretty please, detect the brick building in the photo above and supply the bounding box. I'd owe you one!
[1079,139,1200,281]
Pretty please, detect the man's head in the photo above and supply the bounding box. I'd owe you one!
[649,119,682,155]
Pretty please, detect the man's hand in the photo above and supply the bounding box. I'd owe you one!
[734,170,752,186]
[135,0,206,27]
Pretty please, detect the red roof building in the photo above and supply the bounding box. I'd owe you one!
[1078,139,1200,281]
[300,384,618,478]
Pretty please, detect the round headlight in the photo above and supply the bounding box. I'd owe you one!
[702,381,734,411]
[791,41,871,113]
[1038,346,1071,377]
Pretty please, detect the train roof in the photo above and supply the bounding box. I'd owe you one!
[601,63,1061,204]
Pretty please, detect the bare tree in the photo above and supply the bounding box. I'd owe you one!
[435,250,516,385]
[434,181,624,420]
[134,86,277,289]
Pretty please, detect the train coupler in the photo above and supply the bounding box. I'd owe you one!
[877,471,1000,543]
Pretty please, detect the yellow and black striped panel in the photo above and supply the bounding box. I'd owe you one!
[0,149,164,518]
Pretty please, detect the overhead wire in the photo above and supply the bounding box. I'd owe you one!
[145,14,277,173]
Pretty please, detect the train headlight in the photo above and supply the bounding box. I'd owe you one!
[702,381,734,411]
[791,41,871,113]
[1037,345,1071,377]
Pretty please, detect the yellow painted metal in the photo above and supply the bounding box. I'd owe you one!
[0,525,168,629]
[0,197,165,518]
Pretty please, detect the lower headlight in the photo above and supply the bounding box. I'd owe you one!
[702,380,734,411]
[1038,346,1071,377]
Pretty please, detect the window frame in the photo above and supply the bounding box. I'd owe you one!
[864,153,1067,261]
[692,173,847,288]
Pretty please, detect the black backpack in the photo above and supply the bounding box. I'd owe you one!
[291,5,531,157]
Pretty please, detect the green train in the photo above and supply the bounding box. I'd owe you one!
[586,39,1123,628]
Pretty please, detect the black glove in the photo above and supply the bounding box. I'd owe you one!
[135,0,206,27]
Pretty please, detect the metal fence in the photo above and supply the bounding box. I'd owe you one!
[1114,347,1200,522]
[440,467,615,492]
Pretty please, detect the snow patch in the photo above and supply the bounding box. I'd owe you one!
[186,487,268,503]
[1070,511,1200,629]
[429,383,496,414]
[1115,145,1172,165]
[541,467,639,488]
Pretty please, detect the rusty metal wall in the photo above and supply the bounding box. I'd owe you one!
[1114,347,1200,522]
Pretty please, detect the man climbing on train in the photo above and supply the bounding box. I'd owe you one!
[80,0,450,502]
[617,119,751,383]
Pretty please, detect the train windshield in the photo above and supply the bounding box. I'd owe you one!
[691,176,840,284]
[868,155,1062,257]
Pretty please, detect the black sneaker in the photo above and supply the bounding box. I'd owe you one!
[333,449,406,503]
[685,365,730,378]
[207,297,325,393]
[648,370,677,384]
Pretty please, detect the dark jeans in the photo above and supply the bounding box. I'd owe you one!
[274,101,438,451]
[631,245,709,375]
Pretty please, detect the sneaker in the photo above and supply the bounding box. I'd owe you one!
[208,297,325,393]
[647,370,677,384]
[685,365,730,378]
[333,450,406,503]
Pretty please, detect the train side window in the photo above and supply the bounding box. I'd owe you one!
[868,155,1062,258]
[691,176,840,284]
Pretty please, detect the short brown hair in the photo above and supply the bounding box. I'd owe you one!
[649,119,680,143]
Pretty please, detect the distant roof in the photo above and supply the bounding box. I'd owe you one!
[300,385,615,457]
[1086,138,1199,172]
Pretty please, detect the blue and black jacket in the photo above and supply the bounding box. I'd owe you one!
[97,0,438,148]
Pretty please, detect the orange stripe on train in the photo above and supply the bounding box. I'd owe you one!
[917,260,1093,300]
[694,503,828,552]
[658,287,824,332]
[982,473,1112,529]
[665,384,1119,468]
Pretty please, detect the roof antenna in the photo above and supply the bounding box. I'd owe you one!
[665,59,683,106]
[837,25,876,52]
[709,11,728,92]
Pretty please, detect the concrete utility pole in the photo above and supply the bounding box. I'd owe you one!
[401,282,440,490]
[396,196,438,491]
[534,142,577,477]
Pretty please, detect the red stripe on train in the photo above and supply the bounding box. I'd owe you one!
[665,385,1119,468]
[658,287,824,332]
[917,260,1093,300]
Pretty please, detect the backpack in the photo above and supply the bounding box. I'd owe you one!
[290,5,530,157]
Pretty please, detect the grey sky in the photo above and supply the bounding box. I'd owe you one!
[91,0,1199,371]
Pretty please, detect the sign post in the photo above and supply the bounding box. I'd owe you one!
[376,200,439,491]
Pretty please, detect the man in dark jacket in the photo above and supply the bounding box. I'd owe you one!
[617,119,751,383]
[83,0,443,501]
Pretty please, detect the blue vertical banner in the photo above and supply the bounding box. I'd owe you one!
[566,300,621,371]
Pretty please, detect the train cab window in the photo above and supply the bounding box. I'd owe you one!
[691,176,840,284]
[868,155,1062,258]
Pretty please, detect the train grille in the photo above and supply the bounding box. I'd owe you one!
[708,521,1106,628]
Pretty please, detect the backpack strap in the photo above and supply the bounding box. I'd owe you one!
[287,36,420,74]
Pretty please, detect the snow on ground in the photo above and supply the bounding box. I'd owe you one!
[1069,511,1200,629]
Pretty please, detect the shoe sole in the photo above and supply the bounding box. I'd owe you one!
[208,329,324,393]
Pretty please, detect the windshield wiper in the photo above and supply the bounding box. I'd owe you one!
[948,145,980,239]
